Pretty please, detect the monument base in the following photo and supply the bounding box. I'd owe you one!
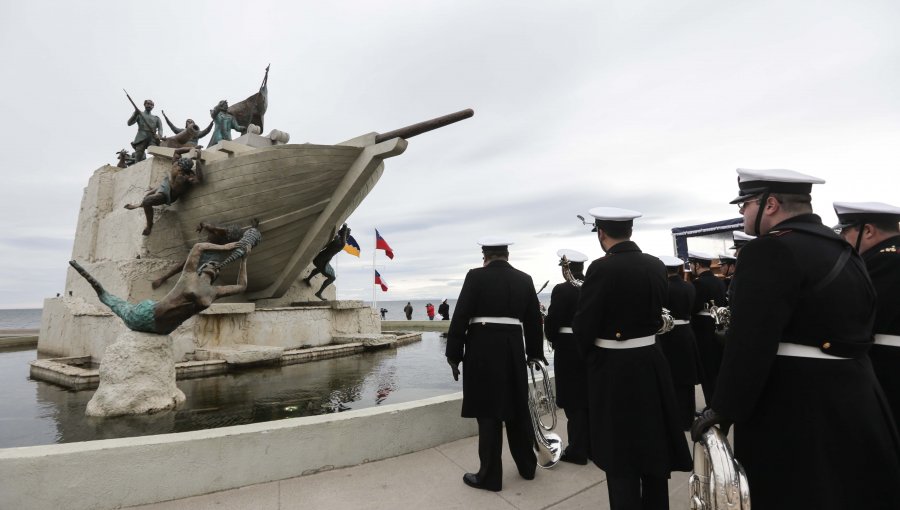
[86,331,186,417]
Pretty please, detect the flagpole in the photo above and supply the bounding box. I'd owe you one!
[372,228,377,311]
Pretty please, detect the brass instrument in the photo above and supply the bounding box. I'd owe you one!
[689,426,750,509]
[658,308,675,334]
[705,300,731,329]
[560,255,584,287]
[527,360,562,468]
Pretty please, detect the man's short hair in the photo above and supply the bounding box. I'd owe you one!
[872,221,900,234]
[600,223,632,239]
[771,193,813,214]
[483,249,509,261]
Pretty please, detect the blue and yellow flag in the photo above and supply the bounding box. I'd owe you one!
[343,234,361,257]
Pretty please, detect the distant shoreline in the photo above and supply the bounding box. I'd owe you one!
[0,328,39,335]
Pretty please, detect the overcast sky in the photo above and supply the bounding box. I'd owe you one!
[1,0,898,308]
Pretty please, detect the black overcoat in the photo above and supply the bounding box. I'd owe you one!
[865,234,900,426]
[691,271,726,397]
[446,260,543,419]
[572,241,692,477]
[712,215,900,510]
[544,280,587,409]
[658,275,698,386]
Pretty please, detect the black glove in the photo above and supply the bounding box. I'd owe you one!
[690,408,731,442]
[528,356,549,366]
[447,358,461,381]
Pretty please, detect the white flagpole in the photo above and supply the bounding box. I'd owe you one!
[372,228,377,310]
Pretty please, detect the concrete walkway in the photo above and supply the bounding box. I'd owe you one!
[128,415,694,510]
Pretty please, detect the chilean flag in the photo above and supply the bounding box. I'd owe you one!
[375,229,394,259]
[375,270,389,292]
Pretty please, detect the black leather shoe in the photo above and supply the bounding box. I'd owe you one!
[519,470,535,480]
[560,451,588,465]
[463,473,501,492]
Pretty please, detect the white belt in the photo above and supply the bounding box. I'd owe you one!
[695,311,712,317]
[558,327,574,334]
[776,343,850,360]
[594,335,655,349]
[469,316,522,326]
[875,334,900,348]
[672,320,690,326]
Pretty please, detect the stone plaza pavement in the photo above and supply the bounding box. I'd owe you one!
[128,414,695,510]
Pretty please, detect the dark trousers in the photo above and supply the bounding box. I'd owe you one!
[607,475,669,510]
[476,413,537,490]
[563,405,590,460]
[674,384,696,431]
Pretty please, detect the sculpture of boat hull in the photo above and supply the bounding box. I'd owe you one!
[151,108,472,300]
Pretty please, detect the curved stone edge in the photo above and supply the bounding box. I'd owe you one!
[0,391,477,510]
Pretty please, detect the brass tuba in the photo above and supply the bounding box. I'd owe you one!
[527,360,562,468]
[689,426,751,509]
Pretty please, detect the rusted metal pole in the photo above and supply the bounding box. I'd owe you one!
[374,108,474,143]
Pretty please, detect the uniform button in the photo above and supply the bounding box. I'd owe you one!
[822,342,831,350]
[615,332,622,339]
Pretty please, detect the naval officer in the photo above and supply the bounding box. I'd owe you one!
[657,255,699,430]
[544,248,590,464]
[573,207,691,510]
[834,201,900,426]
[446,237,544,492]
[692,168,900,509]
[718,253,736,295]
[687,250,726,403]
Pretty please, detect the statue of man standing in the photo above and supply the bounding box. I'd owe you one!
[128,99,163,162]
[208,100,246,146]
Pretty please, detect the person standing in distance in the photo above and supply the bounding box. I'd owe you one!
[438,299,450,320]
[403,302,413,320]
[544,248,590,464]
[573,208,691,510]
[445,237,544,492]
[834,201,900,425]
[692,169,900,509]
[656,255,698,430]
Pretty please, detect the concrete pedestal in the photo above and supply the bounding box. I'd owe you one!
[86,331,185,417]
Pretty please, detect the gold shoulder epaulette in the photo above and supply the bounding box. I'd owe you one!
[880,245,897,253]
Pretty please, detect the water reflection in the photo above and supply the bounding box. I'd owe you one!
[1,333,467,448]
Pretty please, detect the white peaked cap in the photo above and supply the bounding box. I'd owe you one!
[733,231,756,242]
[657,255,685,268]
[477,236,514,247]
[736,168,826,185]
[731,168,826,204]
[557,249,588,263]
[687,250,716,262]
[588,207,642,221]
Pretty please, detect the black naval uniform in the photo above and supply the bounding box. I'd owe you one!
[544,278,589,463]
[446,259,543,491]
[690,270,726,403]
[658,274,698,430]
[712,215,900,510]
[865,234,900,426]
[573,241,692,509]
